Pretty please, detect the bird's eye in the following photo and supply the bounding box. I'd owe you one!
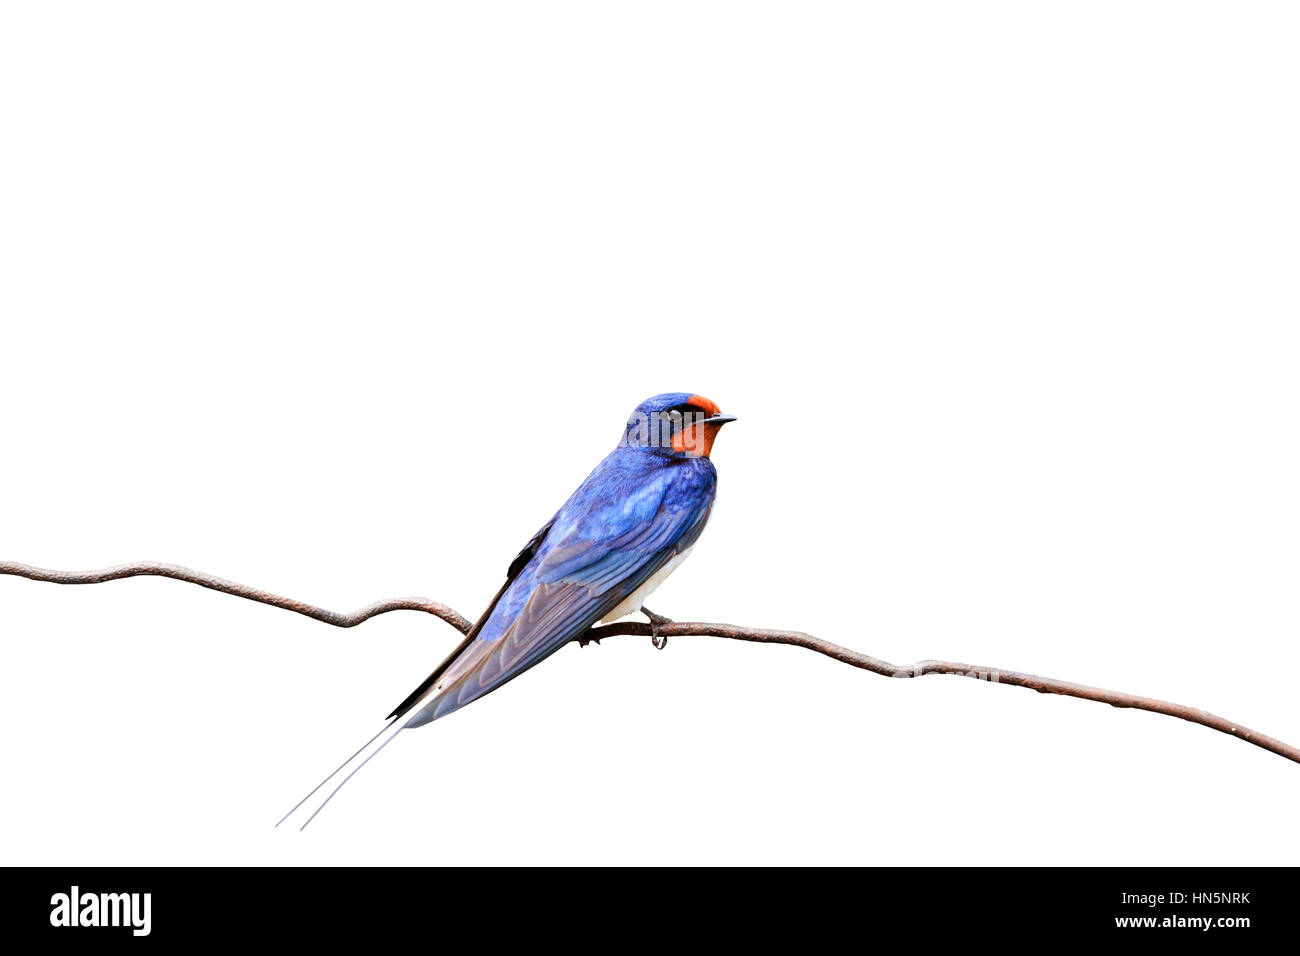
[667,409,683,423]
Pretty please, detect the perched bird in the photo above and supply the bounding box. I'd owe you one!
[282,392,735,828]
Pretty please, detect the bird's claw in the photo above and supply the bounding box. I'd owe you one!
[643,607,672,650]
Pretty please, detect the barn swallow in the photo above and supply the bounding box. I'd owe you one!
[281,392,735,828]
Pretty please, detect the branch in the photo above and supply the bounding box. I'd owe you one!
[586,620,1300,764]
[3,560,1296,766]
[0,560,473,634]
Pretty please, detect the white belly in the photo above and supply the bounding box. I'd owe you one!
[600,547,694,623]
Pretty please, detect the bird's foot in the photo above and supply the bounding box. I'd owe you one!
[577,632,602,648]
[642,607,673,650]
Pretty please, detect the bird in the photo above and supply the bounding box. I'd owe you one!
[280,392,736,828]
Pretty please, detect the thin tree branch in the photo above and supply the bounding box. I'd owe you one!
[586,620,1300,765]
[0,560,473,634]
[3,560,1296,766]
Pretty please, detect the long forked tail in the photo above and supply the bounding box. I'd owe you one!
[278,580,501,829]
[275,716,407,831]
[278,636,480,829]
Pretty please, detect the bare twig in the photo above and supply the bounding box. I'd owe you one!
[587,620,1300,765]
[0,560,472,634]
[3,559,1297,765]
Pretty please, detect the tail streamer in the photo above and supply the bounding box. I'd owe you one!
[276,717,403,830]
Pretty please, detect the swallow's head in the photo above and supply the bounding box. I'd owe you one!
[620,392,736,459]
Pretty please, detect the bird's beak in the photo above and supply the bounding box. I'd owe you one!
[702,415,737,426]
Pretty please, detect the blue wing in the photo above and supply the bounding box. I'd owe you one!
[401,453,716,727]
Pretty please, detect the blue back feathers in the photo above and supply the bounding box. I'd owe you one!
[400,394,722,727]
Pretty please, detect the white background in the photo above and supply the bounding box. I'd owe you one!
[2,3,1297,866]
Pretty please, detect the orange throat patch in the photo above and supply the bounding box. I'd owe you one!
[671,394,724,457]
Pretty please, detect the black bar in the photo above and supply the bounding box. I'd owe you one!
[8,867,1289,944]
